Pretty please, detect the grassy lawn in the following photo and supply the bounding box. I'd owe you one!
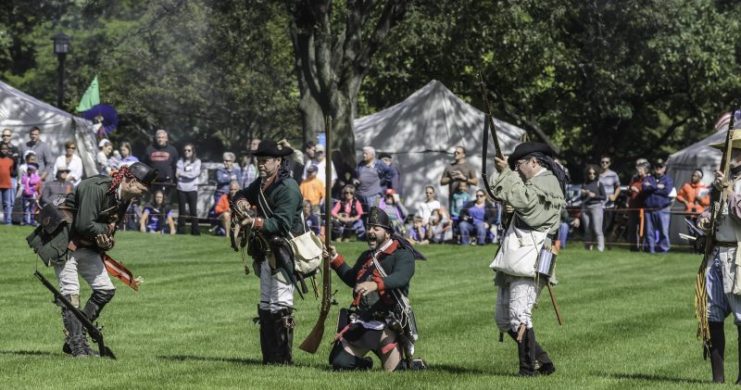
[0,225,730,389]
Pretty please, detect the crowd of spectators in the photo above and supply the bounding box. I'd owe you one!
[0,126,710,252]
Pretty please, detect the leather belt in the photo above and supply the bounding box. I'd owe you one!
[715,241,738,247]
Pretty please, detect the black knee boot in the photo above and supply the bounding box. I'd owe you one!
[61,300,93,357]
[735,325,741,385]
[82,289,116,323]
[271,309,294,365]
[508,328,536,376]
[329,341,373,370]
[531,330,555,375]
[257,306,273,364]
[709,321,725,383]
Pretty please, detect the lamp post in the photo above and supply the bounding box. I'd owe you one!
[52,32,70,108]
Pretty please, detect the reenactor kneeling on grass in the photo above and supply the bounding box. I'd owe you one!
[326,207,426,371]
[28,162,157,357]
[487,143,566,376]
[231,139,304,365]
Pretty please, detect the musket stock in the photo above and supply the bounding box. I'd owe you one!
[299,113,334,354]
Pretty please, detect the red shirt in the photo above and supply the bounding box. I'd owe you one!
[0,157,14,189]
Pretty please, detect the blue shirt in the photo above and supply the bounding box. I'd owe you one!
[643,174,674,209]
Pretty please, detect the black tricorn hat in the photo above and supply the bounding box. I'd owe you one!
[253,140,293,158]
[129,162,158,185]
[367,207,392,230]
[507,142,554,170]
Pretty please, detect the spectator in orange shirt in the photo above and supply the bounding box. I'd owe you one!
[299,165,324,212]
[215,181,241,238]
[676,169,710,216]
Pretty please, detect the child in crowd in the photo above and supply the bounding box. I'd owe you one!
[406,215,429,245]
[140,190,175,235]
[450,181,471,220]
[428,208,453,243]
[21,162,41,225]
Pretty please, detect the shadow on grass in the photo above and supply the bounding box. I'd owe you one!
[605,372,707,384]
[159,354,263,366]
[0,349,55,357]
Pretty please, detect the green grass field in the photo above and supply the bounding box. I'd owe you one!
[0,225,732,389]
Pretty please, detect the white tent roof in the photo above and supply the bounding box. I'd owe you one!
[353,79,526,210]
[0,80,98,175]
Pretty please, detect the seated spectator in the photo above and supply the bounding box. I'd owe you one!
[303,200,321,235]
[557,207,579,249]
[331,184,365,241]
[140,190,175,235]
[378,188,408,235]
[21,162,41,226]
[215,152,242,203]
[428,208,453,243]
[459,190,499,245]
[417,185,441,224]
[96,139,114,175]
[214,181,240,237]
[40,166,72,207]
[406,215,429,245]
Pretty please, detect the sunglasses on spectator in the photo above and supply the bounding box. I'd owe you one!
[1,134,10,137]
[184,149,192,152]
[600,160,610,164]
[476,194,485,197]
[66,146,76,149]
[343,191,354,195]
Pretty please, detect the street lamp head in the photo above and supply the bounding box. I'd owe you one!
[52,32,70,56]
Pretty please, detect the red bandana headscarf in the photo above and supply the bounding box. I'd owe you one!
[107,166,136,194]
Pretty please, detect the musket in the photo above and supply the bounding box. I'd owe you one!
[478,74,504,203]
[299,114,333,354]
[35,270,116,359]
[696,110,737,344]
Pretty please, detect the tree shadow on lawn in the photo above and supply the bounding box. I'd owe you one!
[604,372,707,384]
[0,349,56,357]
[159,354,263,366]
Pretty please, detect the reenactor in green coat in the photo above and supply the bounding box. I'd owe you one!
[232,139,304,365]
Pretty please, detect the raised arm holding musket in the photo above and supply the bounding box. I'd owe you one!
[230,139,304,365]
[487,142,566,376]
[695,112,741,384]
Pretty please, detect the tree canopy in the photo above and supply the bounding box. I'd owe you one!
[1,0,739,177]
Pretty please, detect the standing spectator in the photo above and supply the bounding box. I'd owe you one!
[642,158,674,253]
[176,143,202,235]
[355,146,393,213]
[143,129,179,198]
[21,162,41,225]
[580,165,606,251]
[0,143,15,224]
[331,184,366,241]
[116,142,140,167]
[598,155,621,238]
[299,165,324,214]
[377,188,408,234]
[240,138,261,189]
[379,152,402,195]
[96,139,114,175]
[626,159,650,250]
[440,146,478,209]
[53,140,84,186]
[459,190,499,245]
[302,144,337,188]
[417,185,442,224]
[20,126,54,181]
[215,152,242,203]
[450,181,472,220]
[301,140,315,167]
[278,139,305,183]
[676,169,710,219]
[1,128,20,203]
[140,190,176,235]
[40,166,72,207]
[214,181,240,237]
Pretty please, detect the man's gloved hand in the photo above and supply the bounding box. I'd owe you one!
[95,234,115,251]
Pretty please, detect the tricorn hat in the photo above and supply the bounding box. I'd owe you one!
[507,142,554,170]
[367,207,392,231]
[253,139,293,158]
[129,162,158,185]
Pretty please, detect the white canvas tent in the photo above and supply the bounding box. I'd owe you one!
[0,80,98,175]
[353,80,527,210]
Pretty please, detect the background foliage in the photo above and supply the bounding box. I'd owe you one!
[0,0,739,177]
